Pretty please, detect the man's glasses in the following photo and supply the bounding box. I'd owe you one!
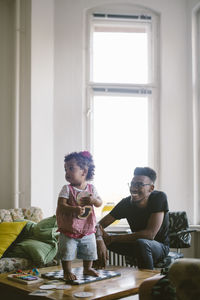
[129,182,152,189]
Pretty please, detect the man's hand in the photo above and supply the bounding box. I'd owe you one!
[101,227,112,246]
[93,239,108,269]
[93,214,117,269]
[103,234,112,246]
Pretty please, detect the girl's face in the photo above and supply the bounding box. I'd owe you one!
[64,159,87,187]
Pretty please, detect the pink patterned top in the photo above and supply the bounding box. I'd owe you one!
[56,184,98,238]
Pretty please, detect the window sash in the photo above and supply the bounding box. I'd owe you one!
[85,6,160,186]
[90,17,153,85]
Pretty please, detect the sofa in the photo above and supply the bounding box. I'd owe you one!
[139,258,200,300]
[0,207,60,273]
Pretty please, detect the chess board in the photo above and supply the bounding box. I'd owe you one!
[41,268,121,285]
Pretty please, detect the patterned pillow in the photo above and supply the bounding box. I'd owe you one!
[0,207,43,223]
[0,210,13,222]
[22,207,43,223]
[9,209,25,221]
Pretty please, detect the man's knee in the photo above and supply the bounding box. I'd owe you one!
[135,239,151,254]
[135,239,154,269]
[135,238,150,247]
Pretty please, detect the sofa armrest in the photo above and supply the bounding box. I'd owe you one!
[139,274,164,300]
[168,258,200,300]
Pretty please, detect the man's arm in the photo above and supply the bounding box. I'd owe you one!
[99,213,116,228]
[104,212,164,245]
[93,213,117,269]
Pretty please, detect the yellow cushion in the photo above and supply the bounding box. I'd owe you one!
[0,221,27,258]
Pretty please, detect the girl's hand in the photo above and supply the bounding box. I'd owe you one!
[74,206,85,216]
[77,191,102,208]
[81,194,95,206]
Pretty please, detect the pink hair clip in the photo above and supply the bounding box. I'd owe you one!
[81,151,91,158]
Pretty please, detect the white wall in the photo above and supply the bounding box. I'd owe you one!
[187,0,200,224]
[1,0,200,225]
[54,0,86,209]
[53,0,197,223]
[158,0,192,217]
[31,0,54,217]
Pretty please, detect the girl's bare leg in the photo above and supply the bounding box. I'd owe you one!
[62,260,77,281]
[83,260,99,277]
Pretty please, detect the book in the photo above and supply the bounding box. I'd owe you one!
[7,273,43,285]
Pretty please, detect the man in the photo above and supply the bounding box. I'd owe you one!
[94,167,169,270]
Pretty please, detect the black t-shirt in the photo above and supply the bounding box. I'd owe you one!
[110,191,169,246]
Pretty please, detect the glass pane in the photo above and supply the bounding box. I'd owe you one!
[92,29,149,84]
[93,95,148,216]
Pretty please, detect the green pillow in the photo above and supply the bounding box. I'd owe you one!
[6,239,58,265]
[5,216,59,265]
[33,215,58,241]
[14,219,36,239]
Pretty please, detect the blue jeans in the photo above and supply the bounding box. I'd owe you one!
[58,233,97,261]
[108,239,169,269]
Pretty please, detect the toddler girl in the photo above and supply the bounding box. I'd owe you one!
[56,151,102,281]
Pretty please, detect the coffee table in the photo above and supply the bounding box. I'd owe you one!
[0,263,159,299]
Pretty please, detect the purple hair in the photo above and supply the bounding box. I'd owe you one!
[64,151,95,180]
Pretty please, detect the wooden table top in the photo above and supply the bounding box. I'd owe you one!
[0,263,160,300]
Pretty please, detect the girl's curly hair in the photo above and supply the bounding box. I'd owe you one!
[64,151,95,180]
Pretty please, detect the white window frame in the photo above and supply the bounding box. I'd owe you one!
[85,4,160,186]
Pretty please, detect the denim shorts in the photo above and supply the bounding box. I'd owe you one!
[58,233,97,261]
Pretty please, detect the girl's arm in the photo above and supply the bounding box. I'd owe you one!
[90,195,102,207]
[57,197,85,215]
[82,185,103,207]
[81,195,102,207]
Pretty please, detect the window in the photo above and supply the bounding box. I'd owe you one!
[86,7,160,215]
